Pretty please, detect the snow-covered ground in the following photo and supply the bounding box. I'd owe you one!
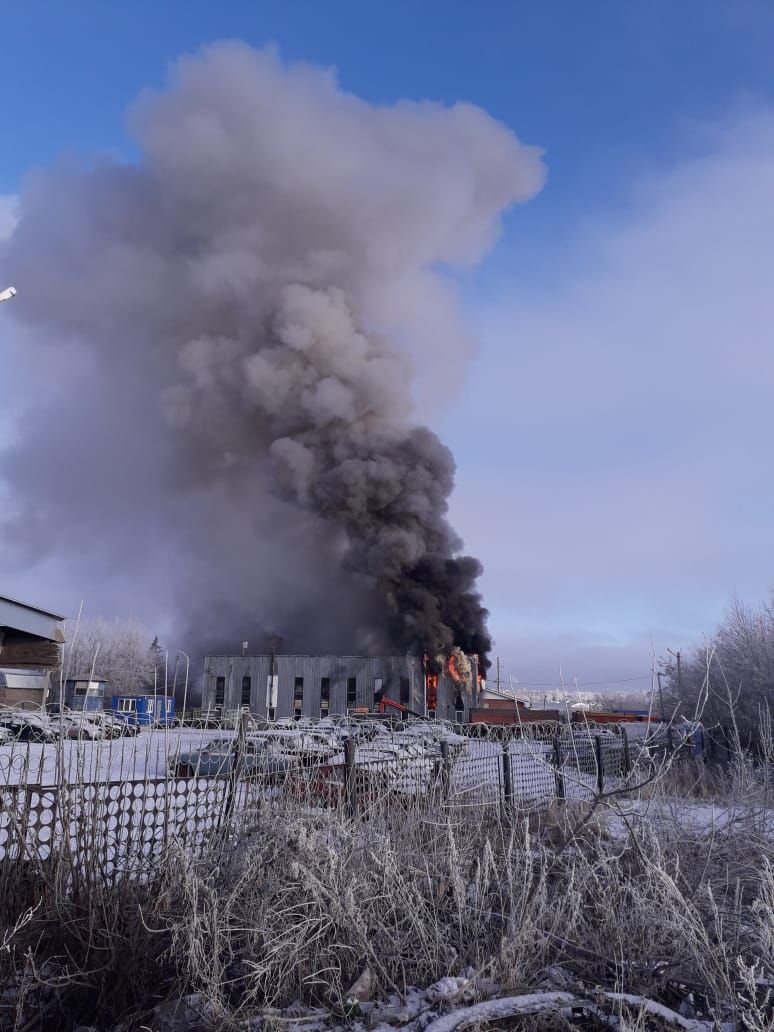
[0,728,233,786]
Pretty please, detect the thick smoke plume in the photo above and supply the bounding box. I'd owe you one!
[0,44,544,669]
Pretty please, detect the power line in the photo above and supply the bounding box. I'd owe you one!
[493,673,654,689]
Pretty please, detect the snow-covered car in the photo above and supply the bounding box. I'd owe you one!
[0,712,57,743]
[86,711,139,738]
[50,714,106,738]
[249,728,342,764]
[396,720,469,758]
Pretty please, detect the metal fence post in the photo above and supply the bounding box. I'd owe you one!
[344,737,357,817]
[501,739,513,810]
[222,711,249,827]
[594,735,604,795]
[622,727,631,776]
[552,734,565,801]
[439,739,452,801]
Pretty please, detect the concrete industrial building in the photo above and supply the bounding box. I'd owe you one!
[201,653,478,722]
[0,594,66,709]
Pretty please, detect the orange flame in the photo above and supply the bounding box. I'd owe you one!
[426,673,438,711]
[447,653,461,683]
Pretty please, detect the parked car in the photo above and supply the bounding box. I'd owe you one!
[88,711,140,738]
[173,737,291,780]
[51,714,104,738]
[0,712,57,743]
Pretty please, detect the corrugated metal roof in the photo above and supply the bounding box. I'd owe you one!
[0,593,66,622]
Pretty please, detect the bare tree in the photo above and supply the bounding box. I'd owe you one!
[665,594,774,750]
[64,617,162,698]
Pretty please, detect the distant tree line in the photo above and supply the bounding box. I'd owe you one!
[63,618,167,699]
[664,596,774,749]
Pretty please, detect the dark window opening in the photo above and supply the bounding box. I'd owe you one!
[373,677,383,705]
[454,692,464,725]
[400,676,410,707]
[241,676,252,706]
[215,677,225,706]
[347,677,357,708]
[293,676,304,716]
[320,677,330,717]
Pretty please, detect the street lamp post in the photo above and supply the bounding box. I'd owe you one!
[178,651,190,724]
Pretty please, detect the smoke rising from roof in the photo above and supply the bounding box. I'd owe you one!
[0,44,545,667]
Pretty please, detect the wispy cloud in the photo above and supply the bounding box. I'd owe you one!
[446,108,774,684]
[0,195,18,241]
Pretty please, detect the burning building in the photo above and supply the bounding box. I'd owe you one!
[201,649,479,722]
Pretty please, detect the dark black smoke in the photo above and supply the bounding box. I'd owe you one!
[0,44,545,670]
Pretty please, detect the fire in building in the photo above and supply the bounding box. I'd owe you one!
[201,650,480,722]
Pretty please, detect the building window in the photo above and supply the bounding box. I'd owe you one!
[347,677,357,708]
[117,698,136,713]
[215,676,225,706]
[373,677,383,705]
[320,677,330,718]
[293,676,304,716]
[400,677,410,707]
[74,683,87,696]
[146,699,155,714]
[241,675,252,706]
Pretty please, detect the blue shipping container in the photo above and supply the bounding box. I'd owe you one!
[111,694,175,726]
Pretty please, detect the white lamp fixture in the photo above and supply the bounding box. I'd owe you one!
[0,286,17,304]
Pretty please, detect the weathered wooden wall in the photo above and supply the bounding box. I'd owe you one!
[0,630,62,670]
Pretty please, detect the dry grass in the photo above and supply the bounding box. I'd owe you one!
[0,728,771,1030]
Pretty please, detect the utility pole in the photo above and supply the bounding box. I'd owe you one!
[665,648,682,720]
[656,671,666,721]
[495,657,501,693]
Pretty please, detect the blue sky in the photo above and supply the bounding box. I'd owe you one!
[3,1,774,688]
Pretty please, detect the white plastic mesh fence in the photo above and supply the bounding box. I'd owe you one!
[0,718,643,876]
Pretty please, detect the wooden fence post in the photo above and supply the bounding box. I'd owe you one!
[594,735,604,795]
[344,737,357,818]
[552,734,565,801]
